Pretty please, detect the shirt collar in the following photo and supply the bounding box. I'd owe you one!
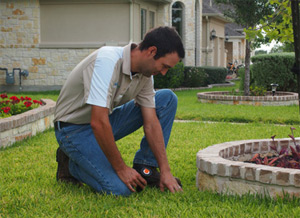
[122,42,136,77]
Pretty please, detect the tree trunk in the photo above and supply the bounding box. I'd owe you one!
[244,39,251,96]
[291,0,300,113]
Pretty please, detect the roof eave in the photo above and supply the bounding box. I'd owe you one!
[202,13,232,23]
[228,35,246,39]
[144,0,171,3]
[127,0,172,4]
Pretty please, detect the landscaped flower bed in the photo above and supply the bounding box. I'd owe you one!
[0,94,56,148]
[197,91,298,106]
[1,93,43,118]
[196,133,300,198]
[246,128,300,169]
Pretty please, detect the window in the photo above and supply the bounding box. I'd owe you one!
[149,11,155,29]
[141,9,147,40]
[172,2,183,37]
[39,1,130,48]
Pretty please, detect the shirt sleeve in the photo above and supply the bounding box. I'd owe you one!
[135,76,156,108]
[86,48,121,107]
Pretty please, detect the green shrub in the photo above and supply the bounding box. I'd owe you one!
[200,66,227,84]
[154,62,184,89]
[239,67,245,90]
[251,53,296,92]
[182,66,207,87]
[154,64,227,88]
[239,65,254,91]
[250,85,267,96]
[182,66,227,88]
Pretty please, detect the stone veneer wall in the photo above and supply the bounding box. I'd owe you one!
[0,1,109,91]
[197,138,300,198]
[197,91,298,106]
[0,47,95,91]
[173,0,199,67]
[0,99,55,148]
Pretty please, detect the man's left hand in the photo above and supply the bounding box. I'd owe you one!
[159,171,183,193]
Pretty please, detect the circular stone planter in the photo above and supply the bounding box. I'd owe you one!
[197,91,298,106]
[196,138,300,198]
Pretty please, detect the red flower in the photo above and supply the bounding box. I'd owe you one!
[1,95,42,117]
[33,100,43,105]
[9,96,18,101]
[24,101,32,108]
[0,93,7,99]
[9,96,20,104]
[1,107,11,113]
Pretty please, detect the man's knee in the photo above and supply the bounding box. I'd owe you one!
[156,89,178,107]
[105,183,132,196]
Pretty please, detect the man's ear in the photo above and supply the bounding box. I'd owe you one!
[148,46,157,57]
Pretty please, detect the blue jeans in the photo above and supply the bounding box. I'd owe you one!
[55,89,177,196]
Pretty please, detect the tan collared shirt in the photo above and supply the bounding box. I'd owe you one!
[54,43,155,124]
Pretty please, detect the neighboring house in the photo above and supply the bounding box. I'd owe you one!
[170,0,202,67]
[202,0,245,67]
[225,23,246,66]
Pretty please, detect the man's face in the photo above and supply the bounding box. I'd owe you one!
[140,51,180,77]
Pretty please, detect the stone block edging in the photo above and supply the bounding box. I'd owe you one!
[197,91,298,106]
[0,99,56,148]
[196,138,300,198]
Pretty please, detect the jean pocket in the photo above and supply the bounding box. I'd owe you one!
[62,124,90,138]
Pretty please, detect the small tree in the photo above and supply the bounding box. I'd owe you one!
[246,0,300,113]
[269,42,294,53]
[214,0,274,95]
[246,0,295,44]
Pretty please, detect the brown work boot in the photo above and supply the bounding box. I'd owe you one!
[56,147,82,186]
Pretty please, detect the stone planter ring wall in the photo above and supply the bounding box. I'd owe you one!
[0,99,56,148]
[196,138,300,198]
[197,91,298,106]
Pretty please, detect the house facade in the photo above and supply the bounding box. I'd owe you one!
[225,22,246,66]
[202,0,245,67]
[0,0,202,91]
[0,0,243,92]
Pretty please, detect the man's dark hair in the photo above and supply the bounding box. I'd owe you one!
[139,26,185,60]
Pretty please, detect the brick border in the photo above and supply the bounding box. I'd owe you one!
[196,138,300,198]
[0,99,56,148]
[197,91,298,106]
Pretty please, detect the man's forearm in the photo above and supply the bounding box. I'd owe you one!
[143,120,171,173]
[90,106,147,192]
[90,107,126,172]
[143,115,182,192]
[91,119,126,172]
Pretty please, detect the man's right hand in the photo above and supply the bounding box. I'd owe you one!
[116,166,147,192]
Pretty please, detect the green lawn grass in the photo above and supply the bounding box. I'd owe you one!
[175,82,300,125]
[5,81,300,125]
[2,83,300,217]
[1,123,300,217]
